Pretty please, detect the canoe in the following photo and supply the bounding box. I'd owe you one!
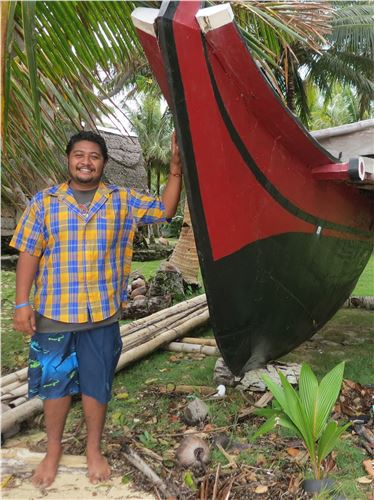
[132,2,374,375]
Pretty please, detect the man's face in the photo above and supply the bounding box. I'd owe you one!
[68,140,106,189]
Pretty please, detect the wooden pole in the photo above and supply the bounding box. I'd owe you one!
[164,342,219,356]
[180,337,217,346]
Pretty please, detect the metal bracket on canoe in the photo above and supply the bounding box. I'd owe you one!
[312,157,374,189]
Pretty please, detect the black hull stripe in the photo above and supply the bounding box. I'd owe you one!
[201,36,372,240]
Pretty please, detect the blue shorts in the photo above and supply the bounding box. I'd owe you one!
[28,323,122,404]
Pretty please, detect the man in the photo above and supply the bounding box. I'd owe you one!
[11,130,182,488]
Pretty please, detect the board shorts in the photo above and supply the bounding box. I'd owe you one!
[28,322,122,404]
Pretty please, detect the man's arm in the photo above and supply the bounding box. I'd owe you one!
[13,251,40,335]
[162,132,183,219]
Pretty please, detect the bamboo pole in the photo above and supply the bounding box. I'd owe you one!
[116,309,210,372]
[180,337,217,346]
[1,367,28,386]
[122,305,208,352]
[1,378,27,395]
[10,396,28,407]
[120,293,207,337]
[1,382,28,401]
[165,342,219,356]
[1,398,43,434]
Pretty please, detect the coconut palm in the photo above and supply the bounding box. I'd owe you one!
[126,94,173,195]
[279,1,374,125]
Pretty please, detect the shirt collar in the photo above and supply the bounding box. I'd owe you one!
[47,181,118,199]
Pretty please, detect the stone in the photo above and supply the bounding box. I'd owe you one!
[183,398,209,425]
[236,362,301,392]
[131,278,146,290]
[148,267,184,300]
[213,358,238,387]
[130,285,147,299]
[158,237,169,246]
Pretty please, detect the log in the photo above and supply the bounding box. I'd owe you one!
[165,342,219,356]
[343,296,374,310]
[180,337,217,346]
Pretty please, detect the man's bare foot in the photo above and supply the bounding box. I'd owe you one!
[87,451,111,484]
[31,447,62,488]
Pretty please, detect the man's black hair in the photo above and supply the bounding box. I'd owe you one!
[66,131,108,162]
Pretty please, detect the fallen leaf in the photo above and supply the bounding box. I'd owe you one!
[363,460,374,478]
[145,378,158,385]
[287,447,301,458]
[115,392,129,400]
[183,471,197,490]
[255,485,268,494]
[1,475,13,488]
[356,476,373,484]
[203,423,216,432]
[256,453,266,466]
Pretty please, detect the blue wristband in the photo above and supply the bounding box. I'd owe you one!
[15,302,31,310]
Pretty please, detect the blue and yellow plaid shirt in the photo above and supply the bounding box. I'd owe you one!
[10,182,166,323]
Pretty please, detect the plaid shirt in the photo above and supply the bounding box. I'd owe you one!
[10,182,166,323]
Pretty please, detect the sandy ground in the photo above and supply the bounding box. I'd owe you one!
[1,434,155,500]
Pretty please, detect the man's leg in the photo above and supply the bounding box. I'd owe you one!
[32,396,71,487]
[82,394,111,484]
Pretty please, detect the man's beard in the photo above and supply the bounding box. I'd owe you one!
[68,166,104,186]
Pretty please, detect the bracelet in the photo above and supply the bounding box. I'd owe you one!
[15,302,31,310]
[169,172,182,178]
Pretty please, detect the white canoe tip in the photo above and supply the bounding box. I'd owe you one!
[131,8,159,38]
[196,4,234,34]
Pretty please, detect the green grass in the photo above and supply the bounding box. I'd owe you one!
[353,254,374,296]
[130,259,164,280]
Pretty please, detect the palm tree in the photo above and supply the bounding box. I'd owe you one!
[278,1,374,125]
[307,82,372,130]
[2,0,338,209]
[126,93,172,195]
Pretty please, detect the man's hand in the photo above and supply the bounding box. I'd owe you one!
[13,305,36,335]
[162,131,183,219]
[170,131,182,176]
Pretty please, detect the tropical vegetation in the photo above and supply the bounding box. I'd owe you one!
[2,0,373,208]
